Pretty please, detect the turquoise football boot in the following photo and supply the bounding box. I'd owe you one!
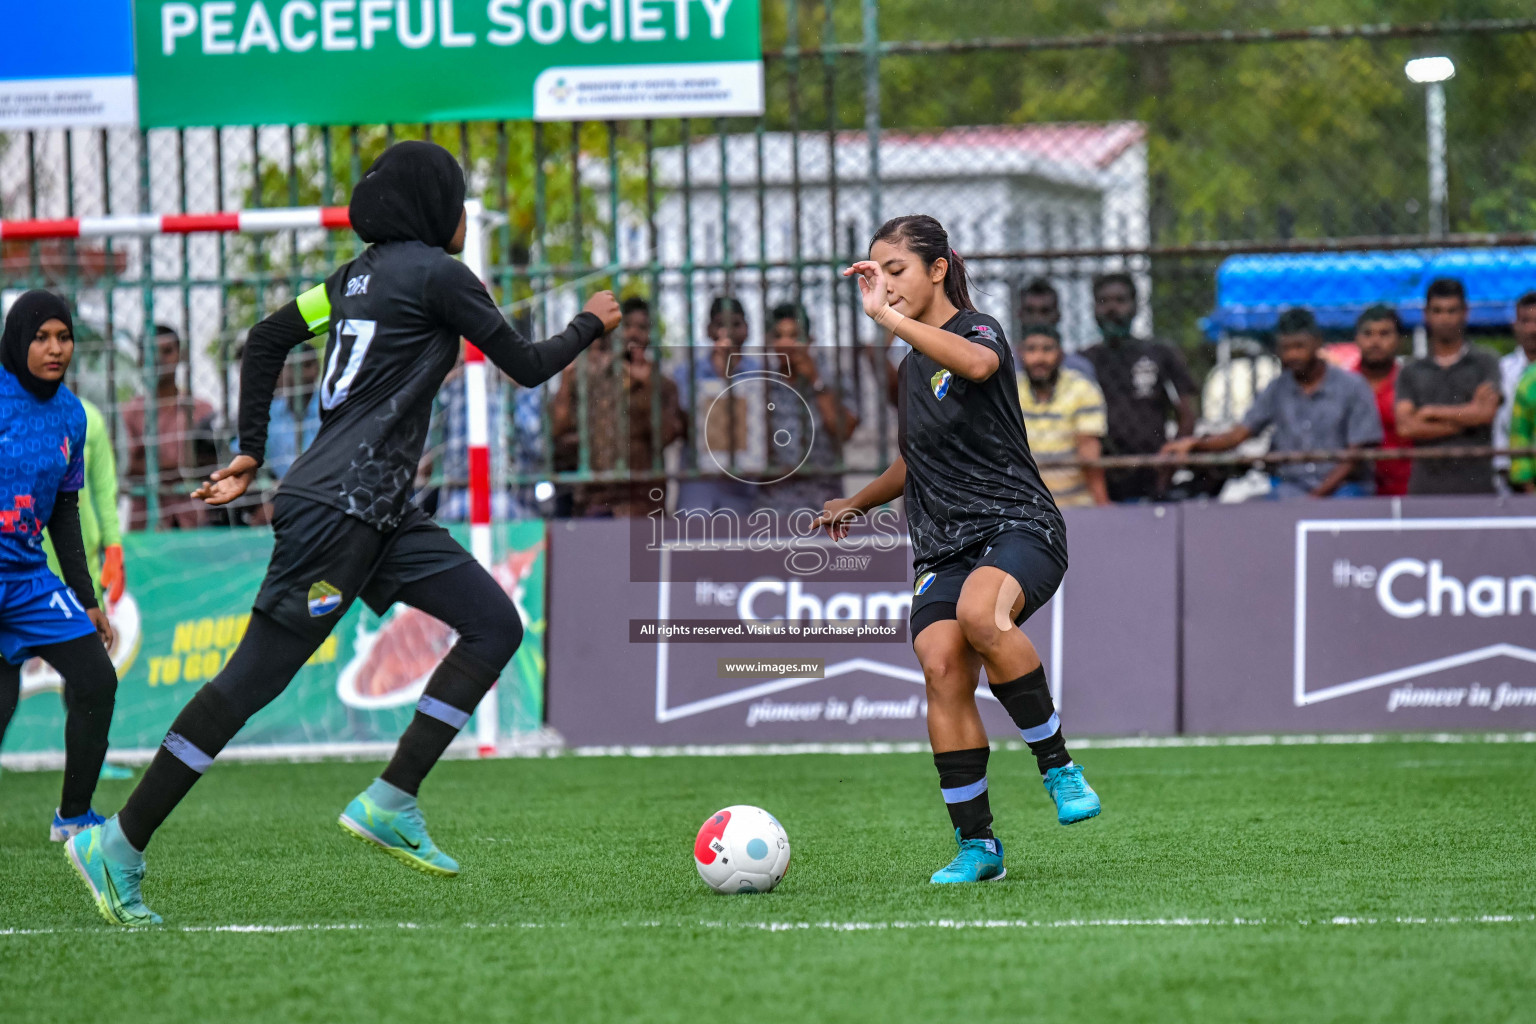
[64,822,162,927]
[930,829,1006,884]
[1044,763,1101,825]
[338,791,460,877]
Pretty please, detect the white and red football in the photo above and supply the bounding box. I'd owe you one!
[693,805,791,894]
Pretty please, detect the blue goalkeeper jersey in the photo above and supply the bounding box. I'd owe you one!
[0,368,87,580]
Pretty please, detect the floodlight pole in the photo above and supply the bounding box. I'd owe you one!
[1425,81,1448,238]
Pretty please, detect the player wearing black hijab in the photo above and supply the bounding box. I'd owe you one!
[819,215,1100,886]
[0,292,120,841]
[67,142,621,927]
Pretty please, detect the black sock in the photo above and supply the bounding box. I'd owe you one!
[989,666,1072,774]
[934,746,993,840]
[118,685,247,850]
[380,648,498,797]
[0,661,20,749]
[36,635,119,819]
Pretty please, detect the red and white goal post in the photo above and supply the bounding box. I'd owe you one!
[0,202,502,755]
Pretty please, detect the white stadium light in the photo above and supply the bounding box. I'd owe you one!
[1405,56,1455,83]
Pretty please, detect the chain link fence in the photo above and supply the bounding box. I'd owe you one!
[2,11,1535,524]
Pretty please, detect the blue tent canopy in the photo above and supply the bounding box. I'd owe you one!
[1202,247,1536,339]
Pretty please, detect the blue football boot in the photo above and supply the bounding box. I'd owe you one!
[930,829,1006,884]
[50,807,106,842]
[1044,763,1101,825]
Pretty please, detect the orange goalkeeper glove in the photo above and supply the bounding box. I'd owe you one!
[100,544,125,605]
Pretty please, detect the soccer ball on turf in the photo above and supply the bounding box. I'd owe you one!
[693,805,791,894]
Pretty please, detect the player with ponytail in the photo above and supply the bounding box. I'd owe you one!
[818,214,1101,885]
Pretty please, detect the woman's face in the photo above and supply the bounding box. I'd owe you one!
[27,318,74,382]
[871,238,944,321]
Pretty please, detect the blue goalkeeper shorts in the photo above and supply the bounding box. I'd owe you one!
[0,572,97,665]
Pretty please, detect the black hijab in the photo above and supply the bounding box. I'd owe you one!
[348,141,466,250]
[1,290,74,400]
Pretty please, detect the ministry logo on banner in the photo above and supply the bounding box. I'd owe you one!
[1294,516,1536,715]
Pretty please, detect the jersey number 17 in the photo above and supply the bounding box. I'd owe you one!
[320,319,378,411]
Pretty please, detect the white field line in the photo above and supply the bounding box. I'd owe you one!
[7,731,1536,773]
[3,914,1532,938]
[568,732,1536,758]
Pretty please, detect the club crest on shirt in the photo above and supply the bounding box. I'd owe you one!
[307,580,343,616]
[914,571,937,596]
[971,324,996,341]
[929,369,952,400]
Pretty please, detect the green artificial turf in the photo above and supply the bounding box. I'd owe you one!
[2,742,1534,1023]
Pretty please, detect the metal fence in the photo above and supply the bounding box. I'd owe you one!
[3,11,1535,525]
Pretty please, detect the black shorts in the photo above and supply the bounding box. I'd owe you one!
[909,527,1068,643]
[252,495,476,642]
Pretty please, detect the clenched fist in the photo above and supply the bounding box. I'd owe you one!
[583,290,622,333]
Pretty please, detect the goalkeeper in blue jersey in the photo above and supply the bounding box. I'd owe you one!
[0,292,119,839]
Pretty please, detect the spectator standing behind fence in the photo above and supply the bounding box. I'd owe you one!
[1394,278,1501,495]
[1493,292,1536,489]
[1017,277,1098,384]
[1163,308,1381,498]
[552,297,684,517]
[232,345,323,526]
[121,325,218,530]
[1505,348,1536,494]
[1016,326,1109,506]
[674,297,761,513]
[1354,306,1413,497]
[1082,272,1196,501]
[756,303,860,516]
[264,345,322,480]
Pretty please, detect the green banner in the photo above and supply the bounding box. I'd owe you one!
[4,520,546,755]
[134,0,763,127]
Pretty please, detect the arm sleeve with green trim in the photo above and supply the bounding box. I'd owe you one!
[83,402,122,549]
[237,290,329,467]
[1509,372,1536,485]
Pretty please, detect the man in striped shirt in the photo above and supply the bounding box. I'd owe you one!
[1016,326,1109,506]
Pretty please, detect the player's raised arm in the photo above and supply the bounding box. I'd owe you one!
[843,259,999,382]
[428,259,621,387]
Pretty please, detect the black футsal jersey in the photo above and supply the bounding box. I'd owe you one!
[238,240,603,530]
[896,309,1066,573]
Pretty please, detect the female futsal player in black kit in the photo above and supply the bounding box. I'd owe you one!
[67,141,621,926]
[819,215,1100,884]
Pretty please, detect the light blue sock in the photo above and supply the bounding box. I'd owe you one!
[365,777,416,813]
[100,816,144,865]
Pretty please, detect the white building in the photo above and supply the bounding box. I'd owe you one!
[593,123,1151,354]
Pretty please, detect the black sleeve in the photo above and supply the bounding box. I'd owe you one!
[425,257,605,388]
[46,491,98,612]
[1157,343,1198,398]
[238,301,317,467]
